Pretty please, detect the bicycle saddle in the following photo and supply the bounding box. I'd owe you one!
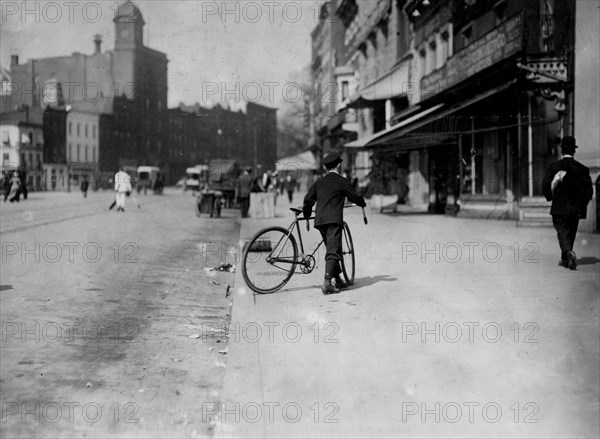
[289,207,303,214]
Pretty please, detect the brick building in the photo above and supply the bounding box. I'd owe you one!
[2,0,278,187]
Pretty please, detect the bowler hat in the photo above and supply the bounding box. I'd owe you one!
[561,136,578,149]
[322,152,342,168]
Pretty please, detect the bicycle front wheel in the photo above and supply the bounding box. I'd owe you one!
[340,222,355,284]
[242,226,298,294]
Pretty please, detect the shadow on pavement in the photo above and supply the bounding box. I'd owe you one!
[351,275,397,289]
[577,257,600,266]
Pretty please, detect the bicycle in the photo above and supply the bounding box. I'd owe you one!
[241,205,368,294]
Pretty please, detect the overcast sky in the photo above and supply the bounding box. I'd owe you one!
[1,0,320,109]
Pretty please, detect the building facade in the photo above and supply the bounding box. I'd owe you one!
[65,109,100,188]
[165,101,278,184]
[0,109,44,191]
[2,1,278,188]
[574,0,599,232]
[3,0,167,178]
[310,0,584,226]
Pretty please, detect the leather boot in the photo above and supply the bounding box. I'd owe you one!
[333,276,349,289]
[321,278,339,295]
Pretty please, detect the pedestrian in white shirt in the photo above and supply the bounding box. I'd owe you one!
[114,168,132,212]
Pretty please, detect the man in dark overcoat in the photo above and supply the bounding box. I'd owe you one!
[542,136,593,270]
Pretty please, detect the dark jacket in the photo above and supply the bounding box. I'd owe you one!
[303,172,366,227]
[542,157,593,218]
[235,172,253,198]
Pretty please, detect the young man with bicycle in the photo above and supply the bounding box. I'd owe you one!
[303,153,366,294]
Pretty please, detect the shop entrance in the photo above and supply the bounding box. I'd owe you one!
[429,146,457,214]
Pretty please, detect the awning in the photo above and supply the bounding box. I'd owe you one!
[369,80,517,148]
[344,103,445,148]
[347,62,410,107]
[275,151,317,172]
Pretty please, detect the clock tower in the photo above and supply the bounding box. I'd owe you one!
[114,0,145,51]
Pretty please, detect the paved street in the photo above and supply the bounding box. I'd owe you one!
[218,194,600,438]
[1,190,599,438]
[1,189,239,438]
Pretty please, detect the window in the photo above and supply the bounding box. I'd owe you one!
[85,146,88,162]
[341,81,349,101]
[69,122,72,135]
[428,40,437,73]
[77,144,80,162]
[3,153,9,161]
[396,7,410,59]
[461,25,473,48]
[493,0,507,25]
[85,124,88,138]
[439,31,450,67]
[93,125,96,139]
[77,123,80,136]
[93,147,96,162]
[419,49,427,78]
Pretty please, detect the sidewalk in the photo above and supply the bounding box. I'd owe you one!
[217,195,600,438]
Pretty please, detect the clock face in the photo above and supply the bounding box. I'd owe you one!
[120,29,131,39]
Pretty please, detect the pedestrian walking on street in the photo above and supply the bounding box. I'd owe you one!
[114,168,132,212]
[542,136,593,270]
[235,167,254,218]
[303,152,366,294]
[18,169,28,200]
[4,173,21,203]
[284,175,296,203]
[80,176,89,198]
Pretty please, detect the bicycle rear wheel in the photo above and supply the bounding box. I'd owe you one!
[242,226,298,294]
[340,222,355,284]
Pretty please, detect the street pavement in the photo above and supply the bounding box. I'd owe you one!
[2,189,598,438]
[1,188,239,438]
[217,192,600,438]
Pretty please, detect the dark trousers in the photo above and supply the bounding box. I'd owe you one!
[287,190,294,203]
[552,215,580,260]
[317,224,342,279]
[239,197,250,218]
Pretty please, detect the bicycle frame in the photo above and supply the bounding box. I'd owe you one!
[268,212,323,273]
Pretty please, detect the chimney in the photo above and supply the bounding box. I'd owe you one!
[10,55,19,65]
[93,34,102,54]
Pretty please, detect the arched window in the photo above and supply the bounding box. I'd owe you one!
[85,146,88,162]
[77,144,80,162]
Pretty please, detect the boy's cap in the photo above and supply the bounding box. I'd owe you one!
[322,152,342,167]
